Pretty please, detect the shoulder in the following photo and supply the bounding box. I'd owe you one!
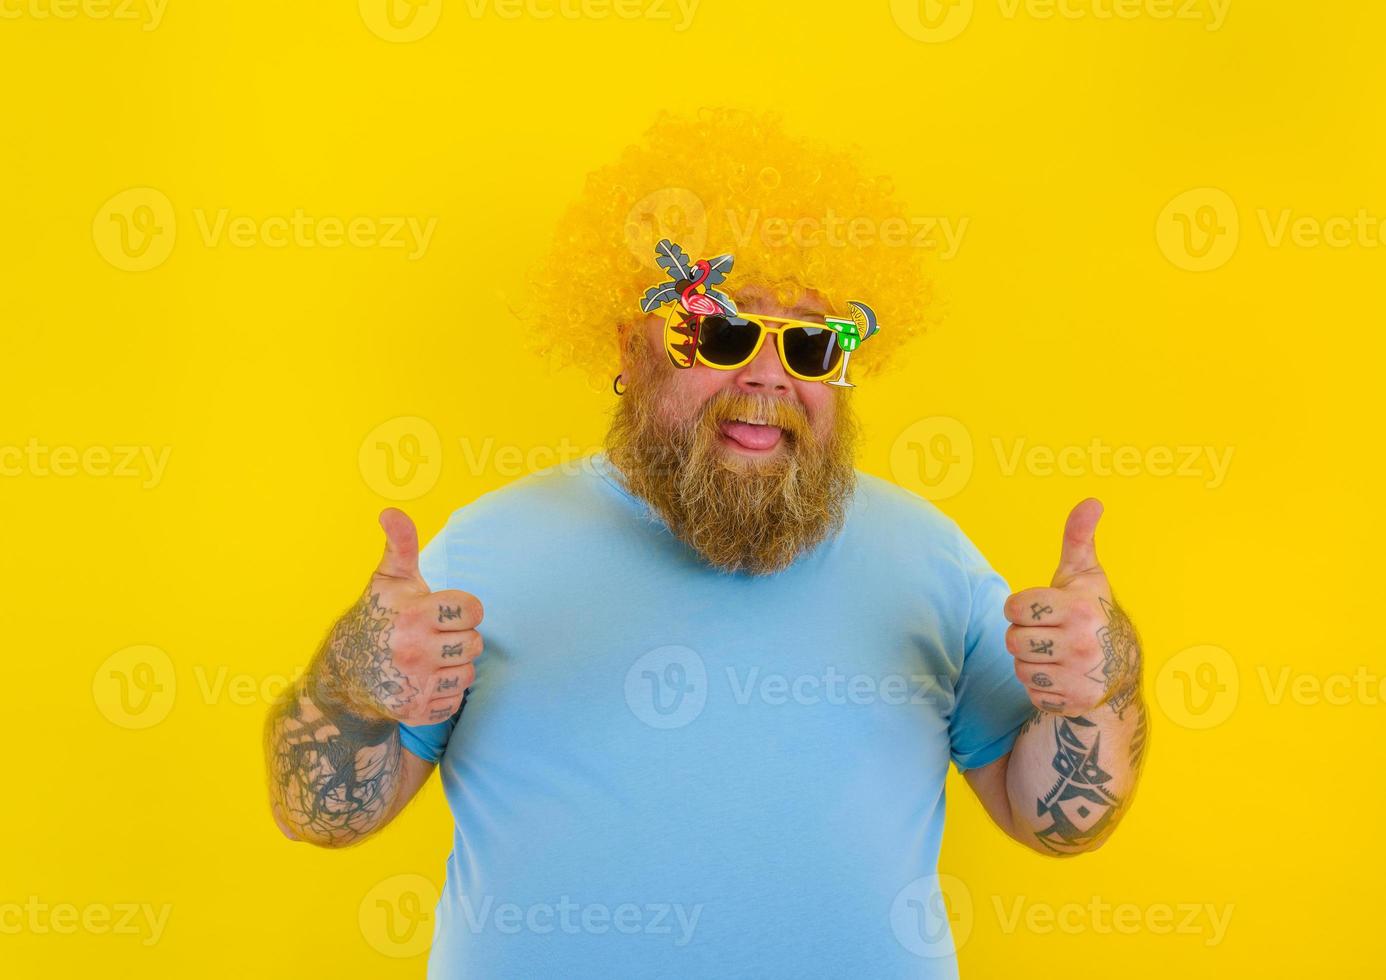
[434,456,603,538]
[851,470,977,565]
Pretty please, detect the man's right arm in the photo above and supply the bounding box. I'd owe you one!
[262,508,483,848]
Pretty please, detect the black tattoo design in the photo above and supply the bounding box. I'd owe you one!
[1034,715,1122,854]
[1030,603,1053,621]
[264,588,419,846]
[266,687,400,846]
[319,589,419,716]
[442,641,466,659]
[1033,673,1054,688]
[1039,698,1065,712]
[1129,698,1149,771]
[1029,638,1054,656]
[437,676,459,691]
[438,604,463,624]
[1086,597,1142,720]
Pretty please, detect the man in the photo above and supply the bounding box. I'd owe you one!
[264,113,1147,977]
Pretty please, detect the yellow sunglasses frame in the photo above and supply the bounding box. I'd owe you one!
[662,307,846,382]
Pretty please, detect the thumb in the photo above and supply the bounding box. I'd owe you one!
[375,507,421,581]
[1053,497,1103,584]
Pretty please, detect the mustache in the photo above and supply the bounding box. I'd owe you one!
[699,389,811,442]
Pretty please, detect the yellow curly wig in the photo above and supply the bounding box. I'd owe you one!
[519,107,935,391]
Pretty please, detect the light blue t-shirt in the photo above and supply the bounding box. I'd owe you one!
[400,451,1031,978]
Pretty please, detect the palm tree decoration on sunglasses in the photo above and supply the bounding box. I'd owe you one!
[638,238,880,387]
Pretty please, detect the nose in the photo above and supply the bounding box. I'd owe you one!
[732,333,792,393]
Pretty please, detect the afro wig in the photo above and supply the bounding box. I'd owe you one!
[518,107,935,391]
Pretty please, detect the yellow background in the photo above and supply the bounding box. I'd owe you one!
[3,0,1381,976]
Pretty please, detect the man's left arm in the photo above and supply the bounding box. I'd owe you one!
[963,498,1148,857]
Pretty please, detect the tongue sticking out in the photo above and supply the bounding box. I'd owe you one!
[720,420,783,451]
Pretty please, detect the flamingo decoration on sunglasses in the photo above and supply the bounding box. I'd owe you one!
[640,239,738,369]
[679,260,724,317]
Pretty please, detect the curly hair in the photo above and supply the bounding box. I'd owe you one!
[516,107,935,391]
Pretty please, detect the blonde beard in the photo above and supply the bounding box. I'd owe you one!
[604,330,861,576]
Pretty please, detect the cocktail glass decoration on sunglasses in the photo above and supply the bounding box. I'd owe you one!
[638,238,881,388]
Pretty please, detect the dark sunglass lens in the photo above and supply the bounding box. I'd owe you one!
[782,326,843,378]
[697,316,760,366]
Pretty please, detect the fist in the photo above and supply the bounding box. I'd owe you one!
[1002,499,1140,718]
[320,508,483,728]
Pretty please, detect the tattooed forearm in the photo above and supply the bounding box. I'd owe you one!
[265,683,401,846]
[263,587,412,847]
[1033,713,1121,854]
[1006,597,1148,856]
[1010,696,1149,856]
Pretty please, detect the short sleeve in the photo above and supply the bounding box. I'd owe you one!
[398,526,462,765]
[948,536,1034,772]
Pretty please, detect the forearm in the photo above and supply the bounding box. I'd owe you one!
[263,662,405,848]
[1003,693,1148,856]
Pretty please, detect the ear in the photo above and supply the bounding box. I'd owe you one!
[617,315,656,374]
[616,320,634,375]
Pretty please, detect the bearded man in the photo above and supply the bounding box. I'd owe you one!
[263,111,1147,978]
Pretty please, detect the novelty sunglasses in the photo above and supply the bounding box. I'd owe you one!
[663,308,853,384]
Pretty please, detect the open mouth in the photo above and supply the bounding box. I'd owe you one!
[718,417,785,452]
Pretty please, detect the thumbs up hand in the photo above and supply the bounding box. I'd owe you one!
[311,508,483,729]
[1002,499,1142,718]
